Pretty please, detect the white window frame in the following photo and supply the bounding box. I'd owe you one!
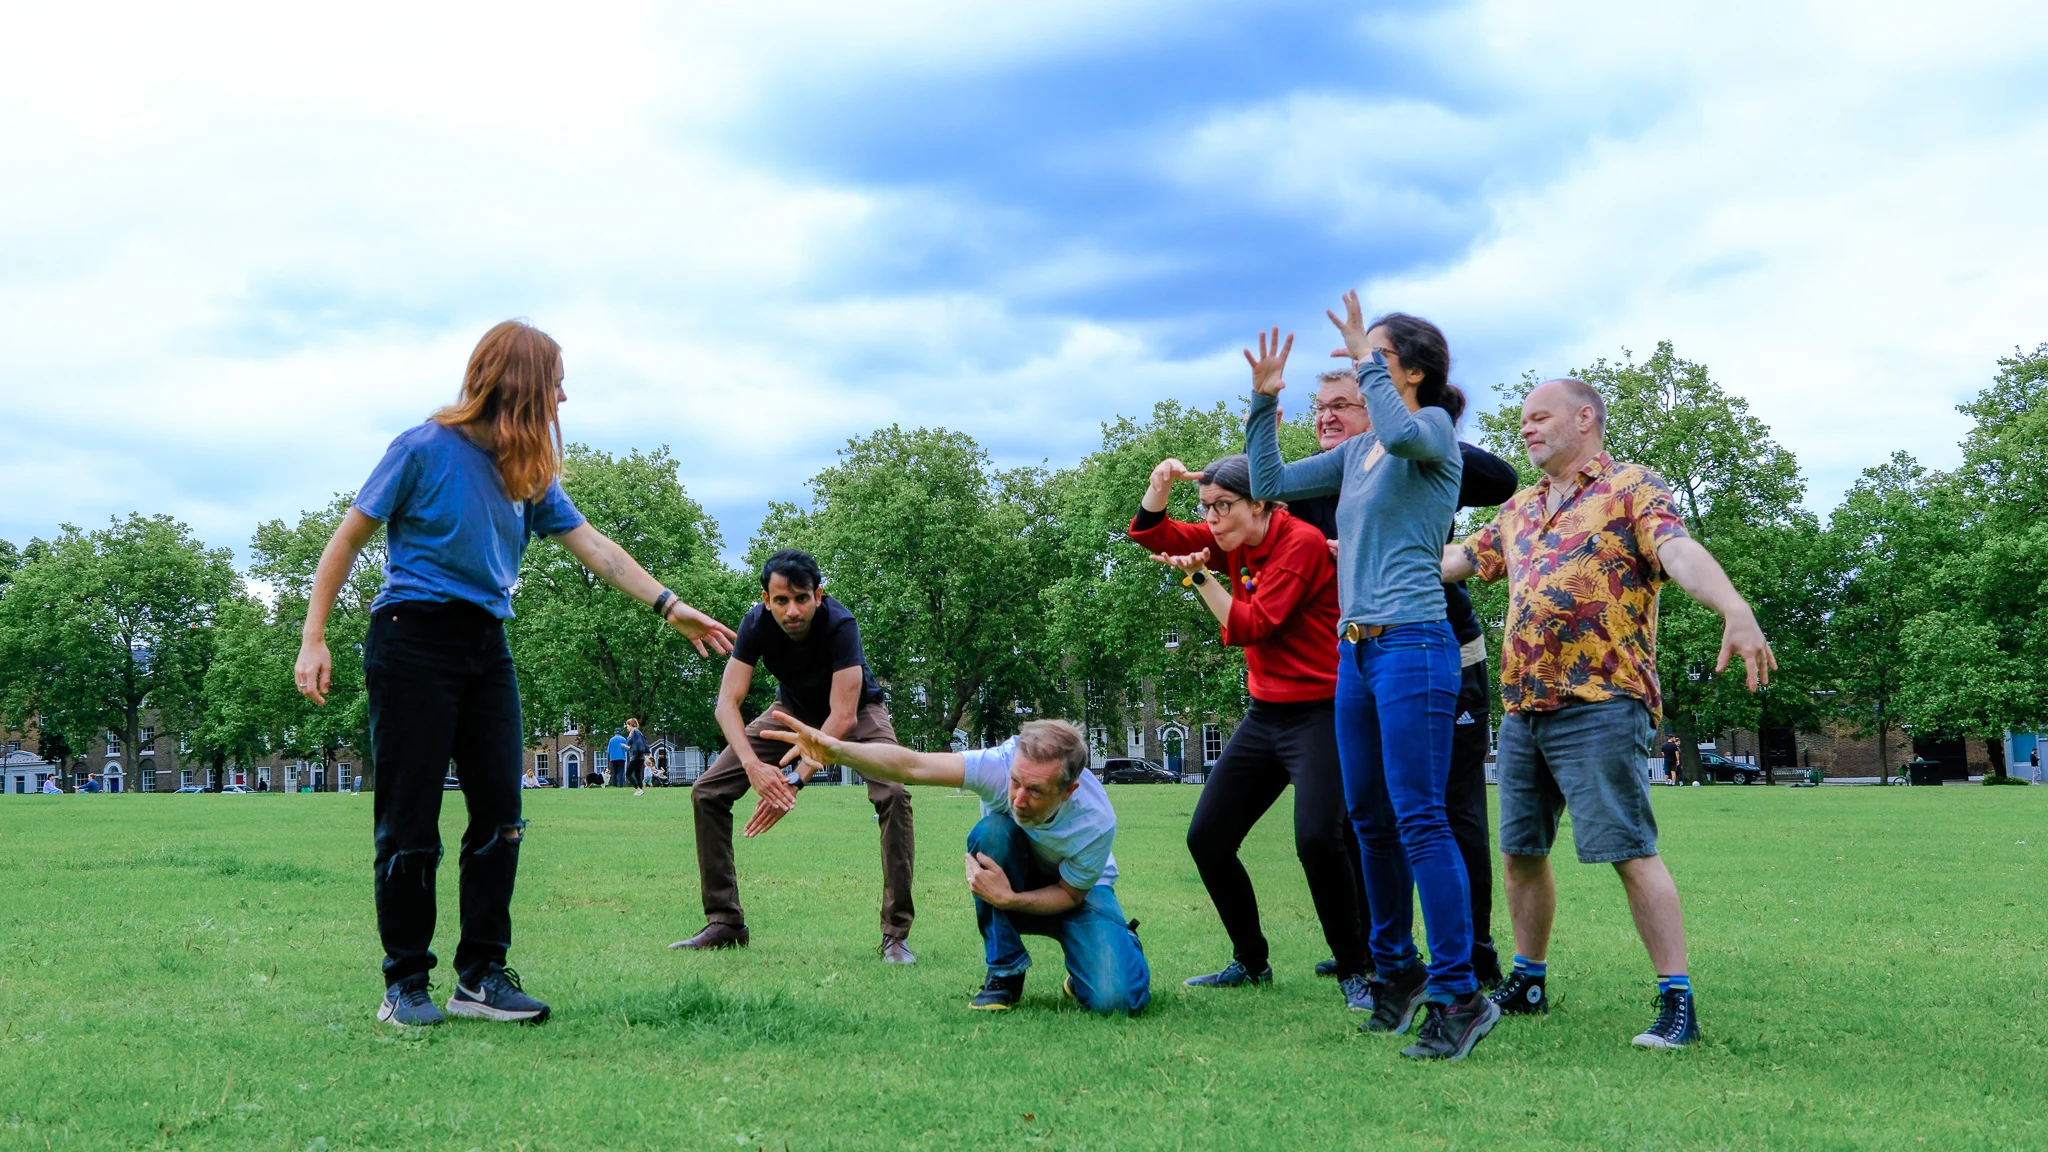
[1203,723,1223,765]
[535,752,551,782]
[1163,629,1180,649]
[141,769,156,792]
[179,769,194,789]
[204,769,216,789]
[311,765,325,791]
[140,727,156,751]
[257,766,271,790]
[285,764,300,791]
[106,732,121,757]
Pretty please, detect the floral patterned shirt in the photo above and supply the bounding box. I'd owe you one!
[1460,452,1690,723]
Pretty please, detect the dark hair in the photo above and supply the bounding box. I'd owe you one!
[1368,312,1465,424]
[1199,455,1255,501]
[760,549,822,592]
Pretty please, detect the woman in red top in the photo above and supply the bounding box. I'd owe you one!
[1129,454,1370,1009]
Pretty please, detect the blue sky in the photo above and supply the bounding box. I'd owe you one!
[4,0,2047,567]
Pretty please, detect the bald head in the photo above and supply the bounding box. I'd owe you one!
[1521,378,1606,478]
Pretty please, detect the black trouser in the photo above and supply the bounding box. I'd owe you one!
[364,600,526,987]
[627,761,644,788]
[1186,699,1368,979]
[1338,659,1497,960]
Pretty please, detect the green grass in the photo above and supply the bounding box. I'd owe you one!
[0,784,2043,1150]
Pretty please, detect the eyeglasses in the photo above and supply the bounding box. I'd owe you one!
[1195,498,1240,519]
[1309,398,1365,417]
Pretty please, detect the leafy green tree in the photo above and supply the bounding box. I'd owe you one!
[235,495,387,781]
[754,426,1063,750]
[0,515,238,783]
[1042,400,1257,760]
[1474,343,1813,781]
[508,445,750,754]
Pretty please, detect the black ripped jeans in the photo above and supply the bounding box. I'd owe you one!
[363,600,527,987]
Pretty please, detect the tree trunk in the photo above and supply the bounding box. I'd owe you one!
[1674,713,1703,784]
[124,701,142,790]
[1987,737,2008,780]
[1876,722,1891,782]
[1140,681,1160,765]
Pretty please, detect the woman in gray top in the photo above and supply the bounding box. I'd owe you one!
[1243,293,1497,1062]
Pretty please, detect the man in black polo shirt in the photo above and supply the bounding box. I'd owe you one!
[671,550,917,962]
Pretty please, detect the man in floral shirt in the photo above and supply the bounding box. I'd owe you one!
[1442,377,1775,1050]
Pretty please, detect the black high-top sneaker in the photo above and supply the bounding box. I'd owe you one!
[1489,970,1549,1016]
[1631,986,1700,1049]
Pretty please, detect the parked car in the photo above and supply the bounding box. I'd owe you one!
[443,776,463,790]
[174,785,206,793]
[220,784,249,794]
[1698,752,1762,785]
[1095,758,1178,785]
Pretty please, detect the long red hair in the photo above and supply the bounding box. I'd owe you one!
[433,320,564,503]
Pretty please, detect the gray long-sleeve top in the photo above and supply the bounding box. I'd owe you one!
[1245,353,1462,632]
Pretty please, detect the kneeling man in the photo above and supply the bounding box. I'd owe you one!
[766,713,1150,1015]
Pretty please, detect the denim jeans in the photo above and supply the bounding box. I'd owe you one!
[363,600,527,987]
[1336,623,1476,999]
[968,813,1150,1014]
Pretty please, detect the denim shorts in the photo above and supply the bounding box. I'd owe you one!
[1496,697,1659,864]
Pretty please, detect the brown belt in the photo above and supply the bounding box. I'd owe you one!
[1342,622,1393,643]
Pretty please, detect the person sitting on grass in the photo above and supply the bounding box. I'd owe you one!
[763,712,1150,1015]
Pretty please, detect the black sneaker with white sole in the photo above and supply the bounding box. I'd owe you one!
[446,966,550,1024]
[1489,970,1549,1016]
[1631,987,1699,1049]
[1361,962,1429,1034]
[1400,992,1501,1061]
[377,975,446,1027]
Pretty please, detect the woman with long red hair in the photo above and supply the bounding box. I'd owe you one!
[294,319,735,1027]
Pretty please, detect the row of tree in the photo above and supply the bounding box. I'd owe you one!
[3,340,2045,785]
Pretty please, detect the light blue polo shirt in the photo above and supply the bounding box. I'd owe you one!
[960,738,1119,889]
[355,421,584,619]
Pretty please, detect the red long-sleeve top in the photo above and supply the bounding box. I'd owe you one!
[1127,507,1340,703]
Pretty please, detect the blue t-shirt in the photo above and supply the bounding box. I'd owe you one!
[607,734,629,763]
[355,422,585,619]
[960,738,1119,889]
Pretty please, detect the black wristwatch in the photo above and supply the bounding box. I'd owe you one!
[784,769,806,791]
[1189,569,1209,586]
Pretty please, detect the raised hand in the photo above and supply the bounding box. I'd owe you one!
[1242,327,1293,396]
[665,601,738,657]
[1327,289,1373,362]
[1149,548,1211,576]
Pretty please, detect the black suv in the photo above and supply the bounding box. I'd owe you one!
[1095,758,1178,785]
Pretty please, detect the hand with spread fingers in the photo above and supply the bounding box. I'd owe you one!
[1148,548,1211,577]
[1327,289,1375,363]
[664,600,738,658]
[1243,327,1293,396]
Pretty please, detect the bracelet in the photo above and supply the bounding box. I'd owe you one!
[1182,569,1209,587]
[652,589,675,619]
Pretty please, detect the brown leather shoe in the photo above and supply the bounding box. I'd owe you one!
[879,935,916,964]
[668,923,749,950]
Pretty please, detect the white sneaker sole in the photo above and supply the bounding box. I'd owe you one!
[1631,1032,1692,1049]
[446,990,548,1023]
[377,999,443,1027]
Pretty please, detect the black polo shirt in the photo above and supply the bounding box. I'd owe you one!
[731,595,885,723]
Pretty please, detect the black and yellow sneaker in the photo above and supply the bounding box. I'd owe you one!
[971,972,1025,1011]
[1489,970,1549,1016]
[1361,962,1429,1034]
[1631,987,1700,1049]
[1400,992,1501,1061]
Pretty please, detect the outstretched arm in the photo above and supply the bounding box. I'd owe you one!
[1657,536,1777,690]
[556,522,736,657]
[1242,329,1348,501]
[761,710,967,788]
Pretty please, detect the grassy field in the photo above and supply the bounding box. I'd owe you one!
[0,783,2042,1150]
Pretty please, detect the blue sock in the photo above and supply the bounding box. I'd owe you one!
[1658,973,1691,996]
[1513,955,1547,978]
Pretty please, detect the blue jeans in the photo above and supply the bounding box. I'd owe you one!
[968,814,1151,1014]
[1336,624,1476,998]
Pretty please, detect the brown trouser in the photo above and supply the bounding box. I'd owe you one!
[691,702,916,937]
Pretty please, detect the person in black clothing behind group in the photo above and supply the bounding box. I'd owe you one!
[1290,366,1519,987]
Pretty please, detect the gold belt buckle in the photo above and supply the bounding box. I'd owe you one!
[1343,622,1388,643]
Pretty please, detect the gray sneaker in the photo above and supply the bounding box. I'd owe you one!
[1362,962,1429,1034]
[446,966,550,1024]
[377,976,446,1027]
[1340,972,1375,1013]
